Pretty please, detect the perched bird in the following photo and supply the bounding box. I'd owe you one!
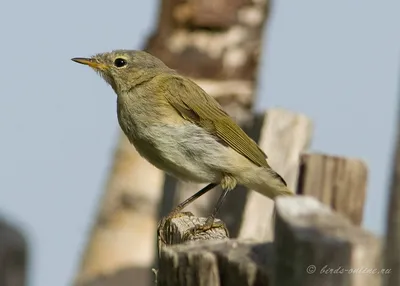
[71,50,293,236]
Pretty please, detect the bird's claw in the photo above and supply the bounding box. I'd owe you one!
[183,219,228,239]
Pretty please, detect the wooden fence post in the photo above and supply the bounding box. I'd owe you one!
[157,213,272,286]
[274,196,382,286]
[297,153,368,225]
[156,196,383,286]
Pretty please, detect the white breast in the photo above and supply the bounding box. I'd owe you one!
[130,123,229,183]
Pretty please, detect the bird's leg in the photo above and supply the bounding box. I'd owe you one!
[186,175,236,237]
[187,188,231,235]
[168,182,218,216]
[158,183,218,243]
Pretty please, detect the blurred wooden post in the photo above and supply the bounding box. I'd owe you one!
[383,81,400,286]
[238,109,313,241]
[273,196,381,286]
[297,153,368,225]
[74,134,165,286]
[0,219,28,286]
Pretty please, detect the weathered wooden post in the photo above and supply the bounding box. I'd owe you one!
[156,196,381,286]
[274,196,381,286]
[0,219,28,286]
[297,153,368,225]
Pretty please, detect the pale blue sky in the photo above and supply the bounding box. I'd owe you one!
[0,1,399,286]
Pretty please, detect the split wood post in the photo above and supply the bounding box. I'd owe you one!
[297,153,368,225]
[238,108,313,241]
[156,212,273,286]
[274,196,382,286]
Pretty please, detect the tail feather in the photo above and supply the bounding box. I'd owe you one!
[264,167,294,197]
[238,163,294,199]
[270,168,288,187]
[251,180,294,200]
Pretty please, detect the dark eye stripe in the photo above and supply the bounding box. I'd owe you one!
[114,58,127,67]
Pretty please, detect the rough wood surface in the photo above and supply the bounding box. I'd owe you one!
[0,219,28,286]
[157,239,273,286]
[383,92,400,286]
[297,153,368,225]
[156,196,383,286]
[156,213,274,286]
[158,212,229,248]
[238,109,313,241]
[274,196,382,286]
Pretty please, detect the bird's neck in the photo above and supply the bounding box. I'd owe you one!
[120,69,172,93]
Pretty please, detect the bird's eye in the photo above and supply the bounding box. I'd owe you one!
[114,58,127,68]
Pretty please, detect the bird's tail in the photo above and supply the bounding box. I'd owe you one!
[246,167,294,200]
[243,167,294,226]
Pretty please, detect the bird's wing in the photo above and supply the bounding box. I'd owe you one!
[157,74,269,167]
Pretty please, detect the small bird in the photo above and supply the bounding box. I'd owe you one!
[72,50,293,236]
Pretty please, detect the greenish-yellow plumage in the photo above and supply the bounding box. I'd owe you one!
[72,50,293,234]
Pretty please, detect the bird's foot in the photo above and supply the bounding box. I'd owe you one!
[183,216,228,239]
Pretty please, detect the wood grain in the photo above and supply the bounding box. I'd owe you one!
[297,153,368,225]
[157,212,229,248]
[157,238,273,286]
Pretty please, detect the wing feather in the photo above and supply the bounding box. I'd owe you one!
[158,75,268,167]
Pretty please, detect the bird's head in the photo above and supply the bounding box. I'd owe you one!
[72,50,171,93]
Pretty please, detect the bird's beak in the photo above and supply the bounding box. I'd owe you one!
[71,57,107,70]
